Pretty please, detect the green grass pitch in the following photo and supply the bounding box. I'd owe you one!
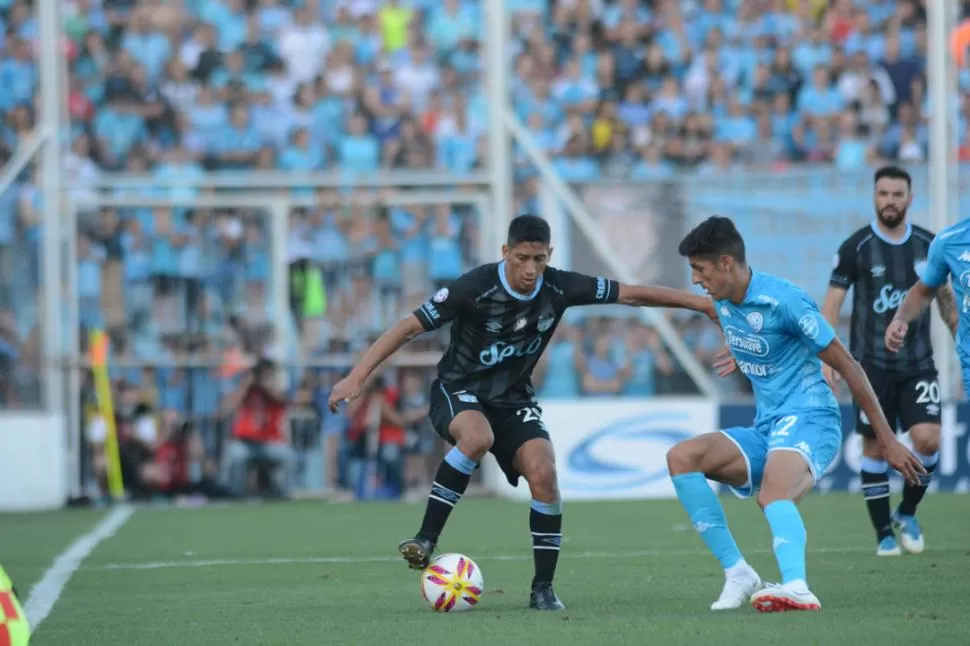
[2,494,969,645]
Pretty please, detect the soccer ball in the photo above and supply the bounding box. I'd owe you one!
[420,553,484,612]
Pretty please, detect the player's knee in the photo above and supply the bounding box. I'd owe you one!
[666,441,700,476]
[909,425,940,456]
[757,464,812,509]
[524,460,559,501]
[755,488,781,510]
[861,435,884,459]
[455,429,493,460]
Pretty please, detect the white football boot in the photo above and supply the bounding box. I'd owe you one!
[751,581,821,612]
[893,512,925,554]
[711,562,763,611]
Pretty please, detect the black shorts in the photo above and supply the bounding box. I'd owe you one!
[855,364,941,438]
[428,381,550,487]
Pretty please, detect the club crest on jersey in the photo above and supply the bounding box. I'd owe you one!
[433,288,449,303]
[745,312,763,332]
[914,260,926,277]
[485,320,502,333]
[514,317,527,331]
[537,315,554,332]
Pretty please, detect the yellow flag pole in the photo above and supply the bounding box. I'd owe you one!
[89,330,125,500]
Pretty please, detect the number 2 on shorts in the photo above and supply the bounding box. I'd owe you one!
[772,415,799,437]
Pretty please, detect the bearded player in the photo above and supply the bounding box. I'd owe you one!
[329,214,715,611]
[822,166,957,556]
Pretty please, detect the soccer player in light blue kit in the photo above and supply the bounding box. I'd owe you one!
[887,221,970,393]
[666,217,925,613]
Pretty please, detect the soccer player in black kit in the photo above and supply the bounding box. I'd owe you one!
[329,215,715,610]
[821,166,958,556]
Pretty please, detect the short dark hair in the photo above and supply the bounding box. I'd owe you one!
[678,216,746,263]
[507,214,551,247]
[874,165,911,189]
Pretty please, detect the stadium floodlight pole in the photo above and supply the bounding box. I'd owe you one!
[66,197,81,498]
[485,0,513,258]
[928,0,954,402]
[505,114,720,399]
[38,0,64,414]
[270,199,293,390]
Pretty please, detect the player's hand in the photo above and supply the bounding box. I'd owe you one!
[883,439,927,486]
[885,319,908,353]
[822,364,841,391]
[712,346,737,377]
[328,375,364,413]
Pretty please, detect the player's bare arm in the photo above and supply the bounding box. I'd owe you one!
[616,284,716,318]
[935,282,959,337]
[328,314,426,412]
[817,337,925,484]
[819,286,848,388]
[885,279,935,352]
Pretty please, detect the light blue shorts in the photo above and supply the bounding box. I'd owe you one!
[720,410,843,499]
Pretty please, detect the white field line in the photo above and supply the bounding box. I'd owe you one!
[24,507,134,628]
[92,544,923,572]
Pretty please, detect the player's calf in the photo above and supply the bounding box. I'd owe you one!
[860,450,896,549]
[758,451,817,603]
[401,414,493,569]
[516,439,566,610]
[667,434,760,609]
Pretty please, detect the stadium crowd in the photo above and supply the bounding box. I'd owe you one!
[0,0,960,501]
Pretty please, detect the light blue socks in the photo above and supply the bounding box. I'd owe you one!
[672,473,744,570]
[764,500,807,584]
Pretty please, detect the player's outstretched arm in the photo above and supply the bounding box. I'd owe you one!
[327,314,426,412]
[817,338,926,485]
[885,280,935,352]
[616,284,716,318]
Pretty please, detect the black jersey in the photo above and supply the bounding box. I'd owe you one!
[413,262,620,405]
[829,222,935,372]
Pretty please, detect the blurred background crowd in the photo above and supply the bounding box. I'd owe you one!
[0,0,962,503]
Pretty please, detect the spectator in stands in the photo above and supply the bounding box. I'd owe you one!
[623,324,674,397]
[221,358,293,498]
[535,322,582,399]
[345,371,406,500]
[581,334,628,397]
[289,374,324,494]
[399,369,434,501]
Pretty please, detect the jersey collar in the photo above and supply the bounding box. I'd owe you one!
[870,220,912,246]
[498,261,544,301]
[740,268,761,305]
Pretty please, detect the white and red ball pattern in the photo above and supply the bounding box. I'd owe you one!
[420,553,484,613]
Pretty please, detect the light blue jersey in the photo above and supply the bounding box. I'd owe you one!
[717,271,840,424]
[920,221,970,388]
[716,271,843,497]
